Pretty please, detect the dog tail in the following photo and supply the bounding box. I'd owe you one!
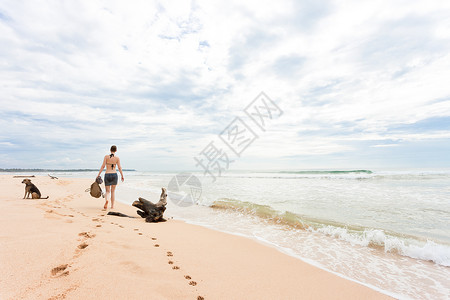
[41,196,49,199]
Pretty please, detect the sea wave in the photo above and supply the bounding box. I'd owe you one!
[314,226,450,266]
[278,170,373,174]
[210,170,450,180]
[210,198,450,266]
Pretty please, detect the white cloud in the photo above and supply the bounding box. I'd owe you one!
[371,144,399,148]
[1,0,450,170]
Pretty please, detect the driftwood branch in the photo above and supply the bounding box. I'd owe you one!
[107,211,136,218]
[48,174,58,179]
[132,188,168,223]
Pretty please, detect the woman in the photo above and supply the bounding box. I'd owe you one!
[97,145,124,209]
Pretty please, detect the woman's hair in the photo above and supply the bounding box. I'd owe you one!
[110,145,117,152]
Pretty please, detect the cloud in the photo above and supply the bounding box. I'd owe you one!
[370,144,399,148]
[1,0,450,170]
[0,141,14,147]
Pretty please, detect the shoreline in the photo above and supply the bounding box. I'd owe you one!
[0,175,393,299]
[179,220,401,299]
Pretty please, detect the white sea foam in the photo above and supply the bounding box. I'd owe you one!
[313,226,450,266]
[402,241,450,267]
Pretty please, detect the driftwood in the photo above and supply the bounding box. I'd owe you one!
[107,188,168,222]
[107,211,136,218]
[48,174,58,179]
[132,188,168,223]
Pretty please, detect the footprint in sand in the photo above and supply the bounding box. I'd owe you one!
[78,232,95,238]
[184,275,191,279]
[134,228,139,231]
[151,237,157,240]
[166,251,173,257]
[138,233,142,235]
[154,244,160,247]
[78,242,88,249]
[172,266,180,270]
[168,261,174,265]
[51,264,69,277]
[48,286,78,300]
[96,224,102,227]
[197,296,204,300]
[189,281,197,286]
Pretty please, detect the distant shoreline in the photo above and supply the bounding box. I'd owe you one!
[0,168,136,172]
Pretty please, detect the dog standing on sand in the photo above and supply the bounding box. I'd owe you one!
[22,179,49,199]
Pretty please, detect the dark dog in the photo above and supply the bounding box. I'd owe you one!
[22,179,49,199]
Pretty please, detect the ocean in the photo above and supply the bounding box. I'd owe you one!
[14,169,450,299]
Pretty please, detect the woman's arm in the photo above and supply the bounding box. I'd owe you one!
[117,157,124,182]
[97,156,106,178]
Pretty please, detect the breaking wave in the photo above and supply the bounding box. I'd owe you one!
[279,170,373,174]
[210,198,450,266]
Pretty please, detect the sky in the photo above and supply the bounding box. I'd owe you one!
[1,0,450,171]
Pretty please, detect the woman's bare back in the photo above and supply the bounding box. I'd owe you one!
[105,155,119,173]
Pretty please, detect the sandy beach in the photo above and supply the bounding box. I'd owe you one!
[0,175,392,300]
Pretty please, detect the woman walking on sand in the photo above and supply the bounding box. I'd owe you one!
[97,145,124,210]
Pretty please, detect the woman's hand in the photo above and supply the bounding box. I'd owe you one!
[121,176,124,182]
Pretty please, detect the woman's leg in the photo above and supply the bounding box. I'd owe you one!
[111,185,116,209]
[104,185,111,209]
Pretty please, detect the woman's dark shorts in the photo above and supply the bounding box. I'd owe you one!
[104,173,118,186]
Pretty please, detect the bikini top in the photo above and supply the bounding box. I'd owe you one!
[108,153,115,170]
